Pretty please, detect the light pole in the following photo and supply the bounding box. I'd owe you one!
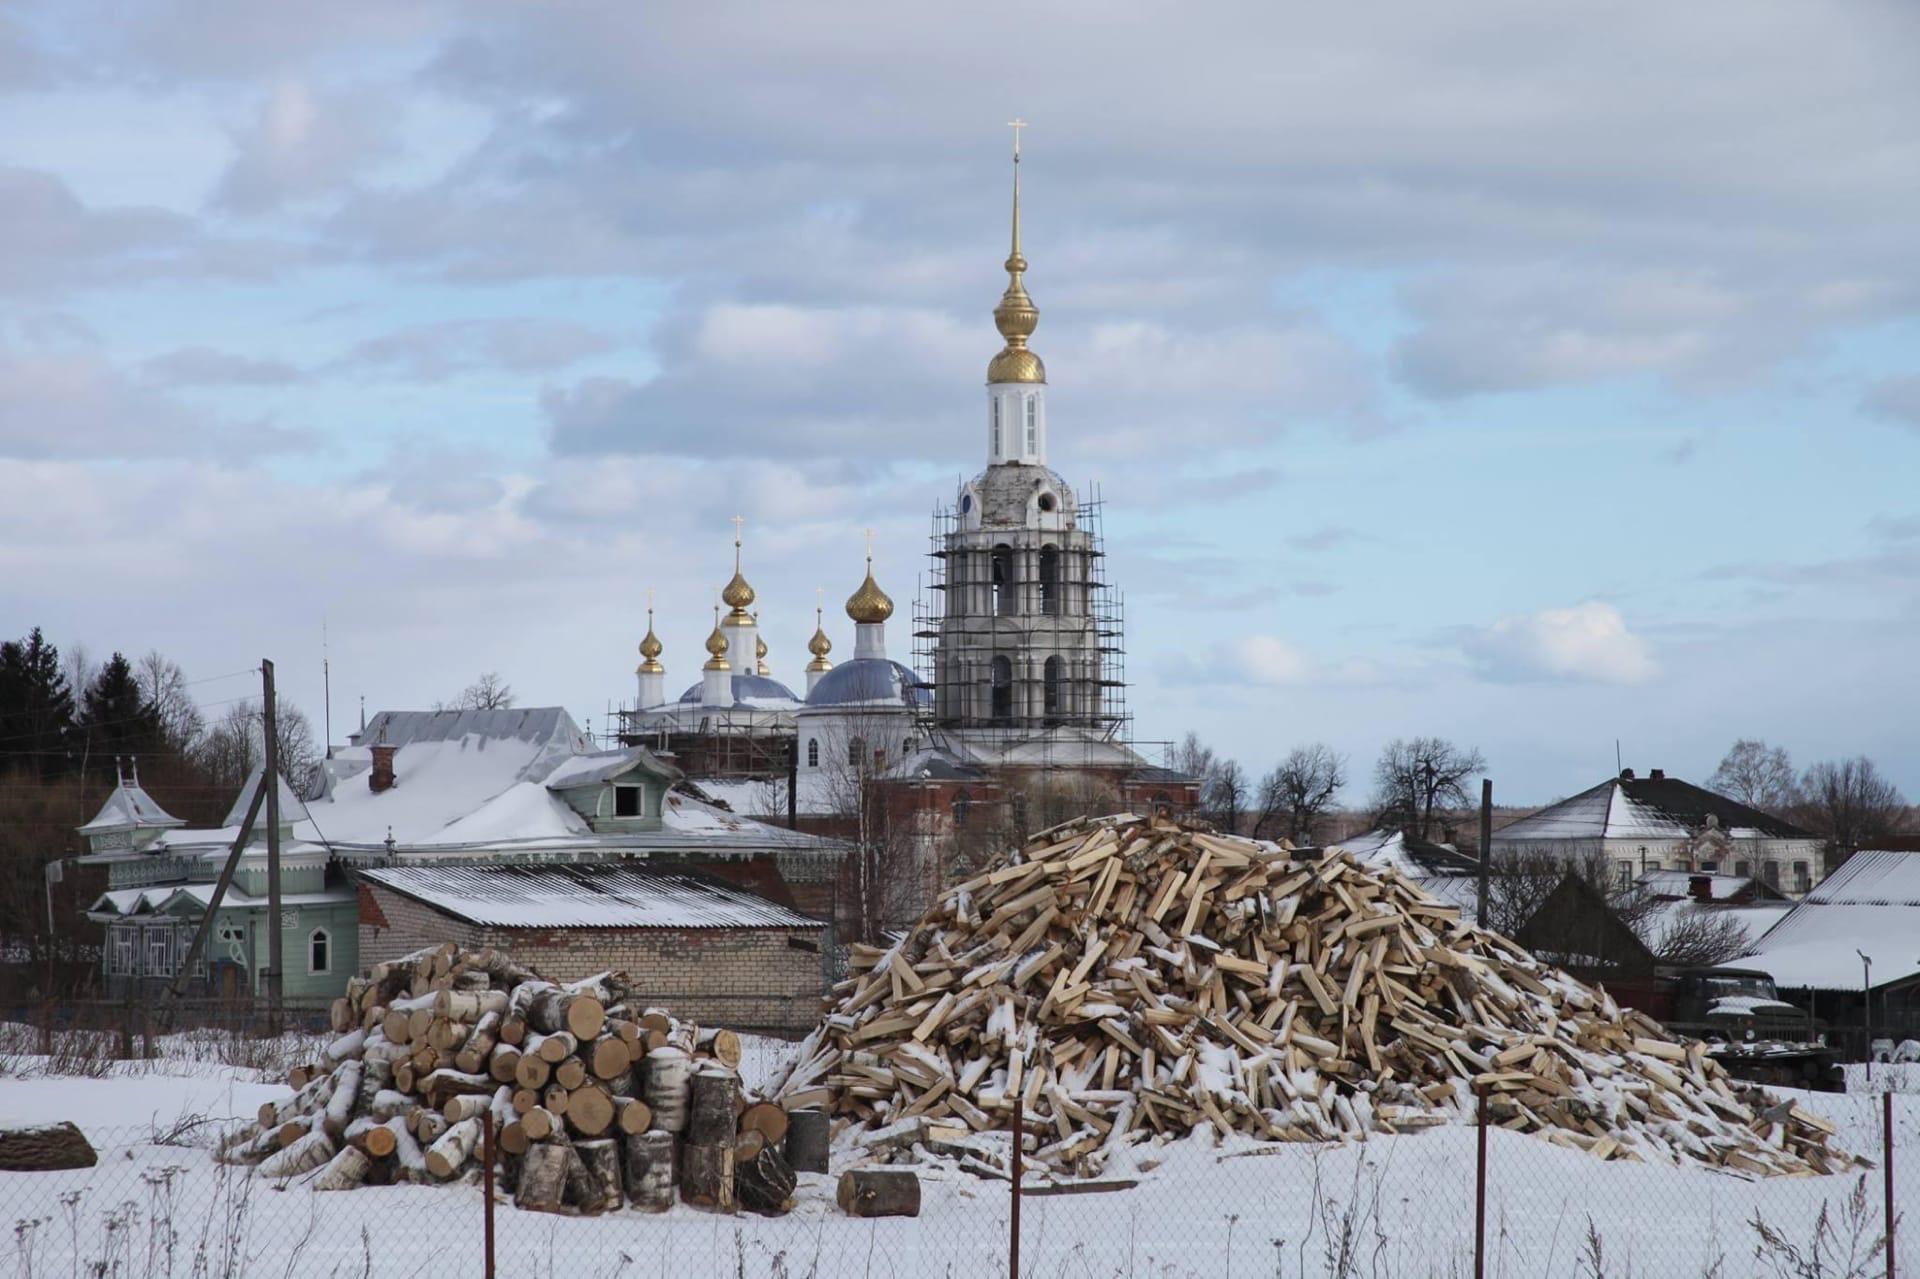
[1857,949,1873,1080]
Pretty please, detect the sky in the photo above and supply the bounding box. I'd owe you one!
[1,2,1916,805]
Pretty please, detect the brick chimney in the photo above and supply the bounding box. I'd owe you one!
[1650,768,1666,781]
[1688,873,1712,902]
[369,736,397,794]
[1619,768,1635,780]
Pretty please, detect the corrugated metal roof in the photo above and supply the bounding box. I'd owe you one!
[1743,851,1920,991]
[360,863,822,930]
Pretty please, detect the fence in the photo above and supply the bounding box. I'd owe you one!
[6,1084,1912,1279]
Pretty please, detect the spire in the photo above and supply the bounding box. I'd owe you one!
[703,605,731,671]
[846,530,895,625]
[988,119,1044,385]
[637,599,665,675]
[807,593,834,673]
[721,515,755,621]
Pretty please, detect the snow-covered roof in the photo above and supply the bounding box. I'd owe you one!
[1493,773,1812,844]
[352,707,589,756]
[674,672,802,710]
[220,767,311,829]
[1637,870,1788,902]
[802,659,929,710]
[1331,829,1481,878]
[88,881,354,918]
[360,863,821,929]
[543,747,678,791]
[1743,851,1920,991]
[80,780,185,835]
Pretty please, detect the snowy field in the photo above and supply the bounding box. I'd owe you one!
[3,1028,1915,1278]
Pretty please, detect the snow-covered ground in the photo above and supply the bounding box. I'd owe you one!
[4,1033,1915,1278]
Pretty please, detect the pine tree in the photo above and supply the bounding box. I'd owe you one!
[78,651,166,769]
[0,628,77,778]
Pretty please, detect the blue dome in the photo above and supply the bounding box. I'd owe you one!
[804,659,930,709]
[676,672,803,707]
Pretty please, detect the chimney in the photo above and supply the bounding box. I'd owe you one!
[369,724,397,794]
[1650,768,1666,781]
[1619,767,1635,780]
[1688,873,1712,902]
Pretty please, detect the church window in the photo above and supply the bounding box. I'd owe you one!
[991,399,1002,456]
[1036,492,1055,513]
[807,738,819,768]
[1025,397,1038,453]
[990,657,1013,722]
[309,928,331,975]
[1043,655,1065,724]
[614,785,642,818]
[952,790,972,829]
[992,546,1014,616]
[848,736,866,768]
[1039,546,1059,615]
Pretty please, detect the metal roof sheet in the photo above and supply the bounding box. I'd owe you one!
[359,862,822,930]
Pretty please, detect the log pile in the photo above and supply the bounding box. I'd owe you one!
[775,814,1853,1180]
[216,944,797,1215]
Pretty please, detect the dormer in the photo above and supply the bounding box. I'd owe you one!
[545,746,682,833]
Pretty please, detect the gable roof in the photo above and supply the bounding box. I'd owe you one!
[80,780,185,836]
[1494,772,1813,844]
[1332,828,1482,877]
[360,862,820,929]
[1742,850,1920,991]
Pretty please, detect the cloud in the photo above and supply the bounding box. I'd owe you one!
[213,80,403,214]
[1863,376,1920,431]
[145,346,304,386]
[1286,525,1362,553]
[0,167,192,294]
[1463,601,1657,685]
[334,318,619,382]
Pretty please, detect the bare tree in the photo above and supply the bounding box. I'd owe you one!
[1707,739,1798,814]
[1484,845,1670,955]
[1252,744,1346,844]
[1372,736,1487,840]
[135,651,205,752]
[1646,905,1753,968]
[1797,757,1906,862]
[440,671,515,711]
[1205,759,1247,834]
[1169,731,1220,817]
[196,697,321,799]
[812,705,923,942]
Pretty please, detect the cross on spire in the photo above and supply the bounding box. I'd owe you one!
[864,527,875,566]
[1008,118,1027,160]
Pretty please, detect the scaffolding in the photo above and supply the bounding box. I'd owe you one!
[611,704,796,780]
[911,482,1135,763]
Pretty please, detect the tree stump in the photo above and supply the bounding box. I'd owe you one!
[0,1123,96,1171]
[621,1130,675,1212]
[516,1141,570,1213]
[836,1169,920,1218]
[573,1139,624,1213]
[783,1108,829,1174]
[644,1048,693,1133]
[737,1142,796,1217]
[680,1141,735,1212]
[687,1067,739,1146]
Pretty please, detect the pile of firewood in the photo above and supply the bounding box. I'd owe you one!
[775,814,1851,1180]
[216,944,827,1215]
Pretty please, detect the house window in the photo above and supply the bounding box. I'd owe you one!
[309,928,331,975]
[1615,860,1632,889]
[1793,861,1811,893]
[848,736,866,768]
[1039,546,1059,615]
[613,785,643,818]
[110,926,137,976]
[807,738,819,768]
[991,399,1002,455]
[990,656,1014,722]
[1761,861,1780,888]
[1734,859,1751,877]
[1025,397,1037,453]
[146,927,175,977]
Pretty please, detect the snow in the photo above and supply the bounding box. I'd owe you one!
[417,779,587,846]
[3,1060,1915,1277]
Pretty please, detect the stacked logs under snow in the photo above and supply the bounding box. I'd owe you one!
[217,944,821,1215]
[774,814,1852,1180]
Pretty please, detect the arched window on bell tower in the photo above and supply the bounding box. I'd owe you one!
[991,545,1015,616]
[991,656,1013,722]
[1039,545,1059,615]
[1043,655,1064,725]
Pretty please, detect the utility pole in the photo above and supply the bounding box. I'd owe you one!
[1478,778,1492,926]
[262,658,283,1035]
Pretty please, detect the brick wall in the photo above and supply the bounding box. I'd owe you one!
[357,883,827,1035]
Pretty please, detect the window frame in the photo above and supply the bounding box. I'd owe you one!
[308,927,331,975]
[612,784,644,819]
[145,925,175,978]
[806,738,819,768]
[109,926,137,977]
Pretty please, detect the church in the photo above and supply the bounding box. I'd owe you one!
[612,134,1196,907]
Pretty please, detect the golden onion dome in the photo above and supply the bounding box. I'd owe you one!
[702,609,730,671]
[846,560,894,625]
[636,610,665,675]
[987,127,1044,385]
[755,633,770,676]
[806,606,834,673]
[721,519,756,618]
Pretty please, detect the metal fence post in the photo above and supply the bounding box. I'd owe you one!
[483,1111,497,1279]
[1475,1084,1489,1279]
[1010,1089,1023,1279]
[1886,1089,1895,1279]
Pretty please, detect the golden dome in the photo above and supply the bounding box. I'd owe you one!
[703,608,730,671]
[636,609,665,675]
[721,518,755,618]
[806,605,834,673]
[988,126,1045,385]
[846,559,894,625]
[755,633,770,676]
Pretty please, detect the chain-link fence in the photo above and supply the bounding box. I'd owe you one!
[5,1088,1912,1278]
